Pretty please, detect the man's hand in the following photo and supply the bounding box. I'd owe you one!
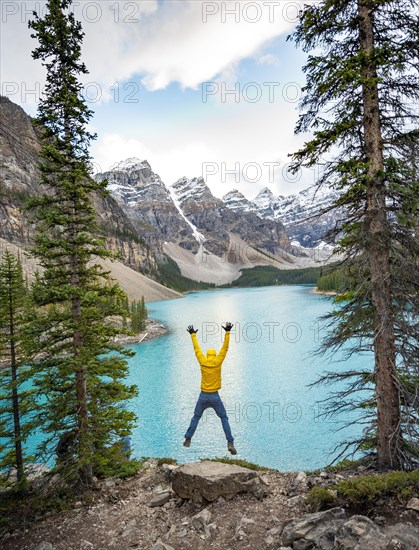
[187,325,198,334]
[222,322,233,332]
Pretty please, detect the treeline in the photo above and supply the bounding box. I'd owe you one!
[316,267,349,292]
[227,265,321,287]
[157,255,216,291]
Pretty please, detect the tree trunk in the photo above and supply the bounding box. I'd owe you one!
[358,0,401,469]
[8,264,24,483]
[71,254,93,485]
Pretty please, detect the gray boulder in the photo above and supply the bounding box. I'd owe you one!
[150,542,174,550]
[281,507,347,549]
[384,523,419,549]
[171,460,259,502]
[406,497,419,512]
[334,515,388,549]
[148,492,171,508]
[34,543,53,550]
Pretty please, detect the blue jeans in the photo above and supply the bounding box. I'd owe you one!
[185,391,234,443]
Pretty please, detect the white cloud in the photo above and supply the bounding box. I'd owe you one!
[92,91,314,199]
[92,133,215,187]
[257,53,279,66]
[2,0,312,199]
[1,0,299,103]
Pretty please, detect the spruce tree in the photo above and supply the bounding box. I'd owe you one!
[289,0,419,469]
[0,251,34,488]
[27,0,138,485]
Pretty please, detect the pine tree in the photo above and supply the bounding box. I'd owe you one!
[129,297,148,334]
[0,251,34,488]
[289,0,419,469]
[27,0,138,485]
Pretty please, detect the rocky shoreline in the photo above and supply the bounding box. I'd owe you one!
[113,318,168,346]
[310,288,337,296]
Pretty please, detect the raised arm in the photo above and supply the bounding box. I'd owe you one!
[191,333,206,362]
[187,325,206,363]
[217,322,233,361]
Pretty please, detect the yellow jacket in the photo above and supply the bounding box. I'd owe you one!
[191,332,230,392]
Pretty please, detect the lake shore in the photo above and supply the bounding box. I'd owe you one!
[113,318,168,345]
[309,287,337,296]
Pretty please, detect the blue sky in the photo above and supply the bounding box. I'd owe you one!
[1,0,317,198]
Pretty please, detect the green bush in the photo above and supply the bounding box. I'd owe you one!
[306,487,337,511]
[335,470,419,505]
[157,457,178,466]
[325,458,365,472]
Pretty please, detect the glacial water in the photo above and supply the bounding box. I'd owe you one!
[123,285,370,471]
[21,285,371,471]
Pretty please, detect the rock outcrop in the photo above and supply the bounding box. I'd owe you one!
[171,460,265,502]
[171,176,290,257]
[281,507,419,549]
[0,97,156,275]
[97,160,198,254]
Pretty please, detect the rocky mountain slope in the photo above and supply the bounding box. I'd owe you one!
[1,96,338,289]
[96,157,338,283]
[224,185,342,249]
[0,96,157,277]
[96,162,292,262]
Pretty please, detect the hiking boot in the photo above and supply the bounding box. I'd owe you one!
[228,441,237,455]
[183,438,191,448]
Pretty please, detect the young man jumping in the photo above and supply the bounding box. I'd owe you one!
[183,322,237,455]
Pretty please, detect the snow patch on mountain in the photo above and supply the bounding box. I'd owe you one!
[251,187,284,219]
[223,189,255,213]
[169,181,206,245]
[275,184,340,226]
[170,176,211,205]
[108,157,146,172]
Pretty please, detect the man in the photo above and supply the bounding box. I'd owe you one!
[184,322,237,455]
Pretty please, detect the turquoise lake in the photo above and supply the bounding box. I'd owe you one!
[123,286,369,471]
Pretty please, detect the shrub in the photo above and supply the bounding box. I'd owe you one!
[335,471,419,505]
[306,487,337,511]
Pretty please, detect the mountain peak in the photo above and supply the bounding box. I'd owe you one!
[223,189,255,213]
[170,176,213,204]
[255,186,275,198]
[108,157,149,172]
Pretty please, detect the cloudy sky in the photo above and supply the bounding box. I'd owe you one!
[1,0,317,198]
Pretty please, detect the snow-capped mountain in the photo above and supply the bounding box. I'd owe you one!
[101,158,172,205]
[96,159,199,253]
[171,176,214,204]
[239,184,341,248]
[95,157,338,284]
[274,184,340,226]
[222,189,256,213]
[250,187,285,219]
[223,183,340,247]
